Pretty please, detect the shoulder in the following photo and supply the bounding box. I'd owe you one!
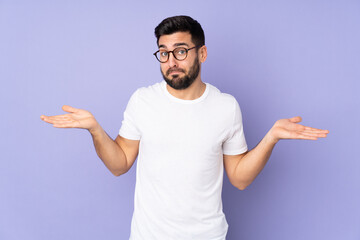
[128,82,164,108]
[206,82,238,107]
[134,81,163,97]
[126,82,162,102]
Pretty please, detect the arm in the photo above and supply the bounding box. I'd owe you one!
[89,125,139,176]
[40,105,139,176]
[224,116,329,190]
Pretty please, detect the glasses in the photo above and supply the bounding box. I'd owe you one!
[153,46,199,63]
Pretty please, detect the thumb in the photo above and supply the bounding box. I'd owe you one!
[62,105,79,113]
[289,116,302,123]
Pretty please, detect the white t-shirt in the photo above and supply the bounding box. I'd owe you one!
[119,80,248,240]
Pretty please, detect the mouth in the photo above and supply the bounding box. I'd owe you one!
[169,71,182,76]
[170,74,180,80]
[167,68,185,76]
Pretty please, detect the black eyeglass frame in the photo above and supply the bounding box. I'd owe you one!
[153,46,201,63]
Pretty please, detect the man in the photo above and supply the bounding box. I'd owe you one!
[40,16,329,240]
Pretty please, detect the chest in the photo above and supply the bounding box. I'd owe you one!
[139,103,231,154]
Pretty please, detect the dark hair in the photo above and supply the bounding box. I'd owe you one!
[154,15,205,47]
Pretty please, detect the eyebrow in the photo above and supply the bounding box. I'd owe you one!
[158,42,190,49]
[173,42,189,47]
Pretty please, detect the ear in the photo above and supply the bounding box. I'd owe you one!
[199,45,208,63]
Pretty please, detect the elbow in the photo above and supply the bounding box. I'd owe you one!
[112,171,122,177]
[111,168,128,177]
[109,160,130,177]
[236,184,247,191]
[234,181,251,191]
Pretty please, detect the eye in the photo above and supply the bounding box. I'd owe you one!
[177,49,186,55]
[160,51,168,57]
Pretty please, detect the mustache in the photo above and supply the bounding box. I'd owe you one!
[166,68,185,75]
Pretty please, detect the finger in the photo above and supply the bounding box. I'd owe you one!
[289,132,318,140]
[299,131,328,138]
[304,126,329,133]
[41,115,71,124]
[297,134,318,140]
[289,116,302,123]
[285,130,326,140]
[302,129,330,134]
[62,105,79,113]
[47,115,72,121]
[53,122,77,128]
[41,114,72,123]
[52,119,79,128]
[40,115,55,124]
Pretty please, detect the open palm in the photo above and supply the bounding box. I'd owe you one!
[40,105,98,131]
[270,116,329,141]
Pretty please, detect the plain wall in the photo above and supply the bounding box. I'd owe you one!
[1,0,359,239]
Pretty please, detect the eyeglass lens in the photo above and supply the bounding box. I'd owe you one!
[156,47,188,62]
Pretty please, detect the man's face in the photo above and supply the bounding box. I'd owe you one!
[158,32,201,90]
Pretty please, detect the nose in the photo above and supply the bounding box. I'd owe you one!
[167,52,178,68]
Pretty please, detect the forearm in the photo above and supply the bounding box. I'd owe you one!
[89,124,128,176]
[234,129,278,189]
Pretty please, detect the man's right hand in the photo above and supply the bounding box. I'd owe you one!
[40,105,99,133]
[41,105,139,176]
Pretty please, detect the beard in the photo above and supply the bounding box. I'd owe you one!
[161,56,200,90]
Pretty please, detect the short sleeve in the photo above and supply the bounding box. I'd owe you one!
[119,90,141,140]
[222,99,248,155]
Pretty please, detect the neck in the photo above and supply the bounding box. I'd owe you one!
[166,78,206,100]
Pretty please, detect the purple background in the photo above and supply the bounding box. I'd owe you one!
[1,0,359,239]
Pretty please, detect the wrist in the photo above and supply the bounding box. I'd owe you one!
[88,121,102,136]
[265,127,280,145]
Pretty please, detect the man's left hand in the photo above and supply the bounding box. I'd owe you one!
[268,116,329,144]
